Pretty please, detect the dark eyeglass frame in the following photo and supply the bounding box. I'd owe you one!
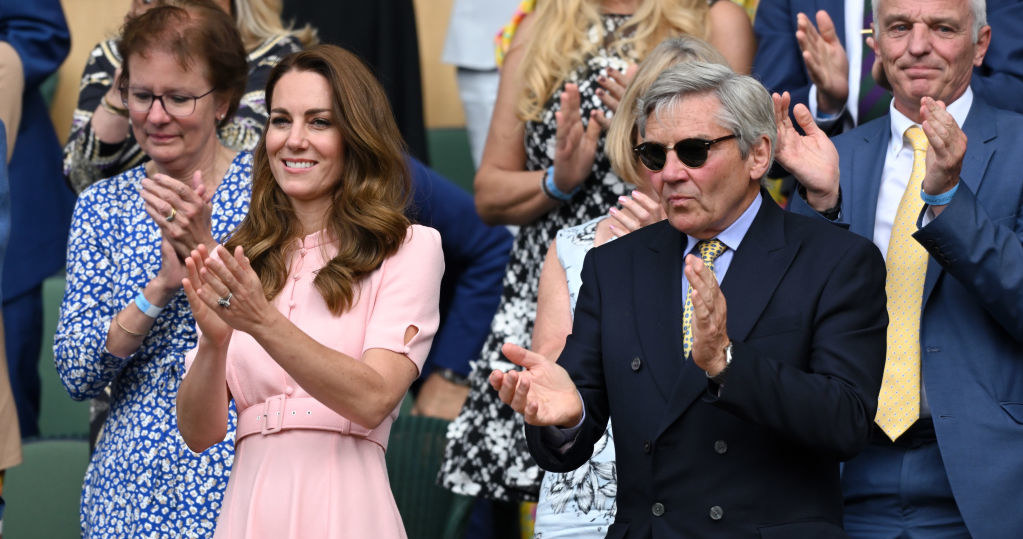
[633,134,738,171]
[119,87,216,117]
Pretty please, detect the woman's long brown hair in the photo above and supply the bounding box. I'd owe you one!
[227,45,411,315]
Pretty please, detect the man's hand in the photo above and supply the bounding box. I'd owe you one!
[920,97,966,216]
[685,254,730,377]
[411,372,470,421]
[490,343,583,428]
[796,11,850,115]
[772,91,841,211]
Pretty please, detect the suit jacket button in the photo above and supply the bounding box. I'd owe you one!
[643,440,651,454]
[714,440,727,454]
[652,502,665,517]
[631,356,642,371]
[709,505,724,520]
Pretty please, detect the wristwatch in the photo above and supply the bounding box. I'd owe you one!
[797,183,842,221]
[436,368,470,387]
[707,341,733,385]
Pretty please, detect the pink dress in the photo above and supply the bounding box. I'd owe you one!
[207,225,443,539]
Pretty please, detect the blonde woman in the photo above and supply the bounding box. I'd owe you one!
[530,36,728,538]
[62,0,317,193]
[439,0,754,515]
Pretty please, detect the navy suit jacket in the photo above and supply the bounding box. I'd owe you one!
[527,195,887,538]
[753,0,1023,124]
[0,0,75,300]
[791,97,1023,539]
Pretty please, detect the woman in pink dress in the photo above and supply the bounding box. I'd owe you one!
[175,45,445,539]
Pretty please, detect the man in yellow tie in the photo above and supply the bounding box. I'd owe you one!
[776,0,1023,537]
[489,61,887,538]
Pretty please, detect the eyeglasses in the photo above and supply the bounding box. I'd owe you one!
[120,87,216,117]
[633,134,738,171]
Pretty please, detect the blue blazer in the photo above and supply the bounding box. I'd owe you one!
[753,0,1023,120]
[0,0,75,300]
[791,97,1023,539]
[527,196,887,538]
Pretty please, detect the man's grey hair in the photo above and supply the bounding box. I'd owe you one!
[873,0,987,41]
[635,61,776,175]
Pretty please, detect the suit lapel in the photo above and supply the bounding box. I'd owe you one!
[655,195,798,439]
[921,99,997,305]
[633,221,685,401]
[720,196,799,342]
[847,119,890,239]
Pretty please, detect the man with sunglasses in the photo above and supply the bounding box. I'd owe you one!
[778,1,1023,537]
[490,61,887,538]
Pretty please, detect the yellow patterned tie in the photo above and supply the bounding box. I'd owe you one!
[875,125,929,440]
[683,239,726,359]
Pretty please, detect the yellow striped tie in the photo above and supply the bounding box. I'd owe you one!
[683,239,726,359]
[875,125,929,440]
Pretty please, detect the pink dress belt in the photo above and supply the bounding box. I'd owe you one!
[235,394,392,449]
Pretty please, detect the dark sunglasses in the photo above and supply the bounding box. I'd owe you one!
[633,134,738,171]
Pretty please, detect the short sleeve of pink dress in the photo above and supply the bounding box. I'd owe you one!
[212,225,443,539]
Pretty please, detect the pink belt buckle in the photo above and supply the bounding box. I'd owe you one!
[261,394,285,435]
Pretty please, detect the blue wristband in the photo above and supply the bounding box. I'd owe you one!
[134,292,164,318]
[543,166,579,202]
[920,182,959,206]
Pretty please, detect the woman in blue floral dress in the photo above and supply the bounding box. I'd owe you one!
[54,4,251,537]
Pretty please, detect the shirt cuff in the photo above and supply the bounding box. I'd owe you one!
[541,390,586,454]
[808,84,846,128]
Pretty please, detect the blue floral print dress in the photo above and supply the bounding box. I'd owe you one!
[54,152,252,539]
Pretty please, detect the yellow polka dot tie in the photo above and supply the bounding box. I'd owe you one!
[875,125,929,440]
[682,239,726,359]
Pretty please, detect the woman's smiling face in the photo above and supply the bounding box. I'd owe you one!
[265,69,344,215]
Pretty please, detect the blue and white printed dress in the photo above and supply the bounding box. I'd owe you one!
[54,152,252,539]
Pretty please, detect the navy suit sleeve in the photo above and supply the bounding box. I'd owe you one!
[970,0,1023,114]
[753,0,814,109]
[406,156,513,376]
[914,184,1023,340]
[0,0,70,86]
[526,248,610,473]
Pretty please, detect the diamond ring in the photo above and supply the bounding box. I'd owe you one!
[217,292,233,308]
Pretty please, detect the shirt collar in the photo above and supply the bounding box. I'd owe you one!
[889,86,973,153]
[684,191,762,254]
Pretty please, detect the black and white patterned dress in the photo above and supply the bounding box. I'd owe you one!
[438,13,636,503]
